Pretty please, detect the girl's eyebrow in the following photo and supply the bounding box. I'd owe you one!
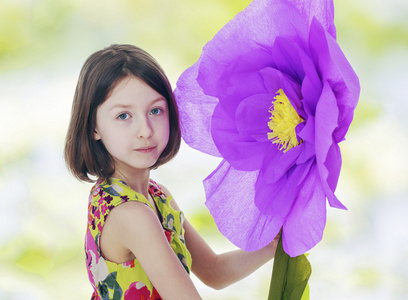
[111,97,166,110]
[111,104,132,109]
[150,97,167,104]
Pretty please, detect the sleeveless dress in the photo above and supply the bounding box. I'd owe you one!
[85,177,192,300]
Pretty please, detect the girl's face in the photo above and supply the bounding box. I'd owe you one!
[94,76,170,177]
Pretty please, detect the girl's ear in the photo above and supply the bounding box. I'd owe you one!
[94,129,101,141]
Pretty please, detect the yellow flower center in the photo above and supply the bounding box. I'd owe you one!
[267,89,304,153]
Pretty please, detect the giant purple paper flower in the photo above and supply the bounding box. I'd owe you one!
[175,0,359,257]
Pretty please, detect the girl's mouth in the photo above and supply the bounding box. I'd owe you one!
[135,146,156,153]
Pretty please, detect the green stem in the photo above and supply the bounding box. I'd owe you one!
[267,236,311,300]
[268,235,287,299]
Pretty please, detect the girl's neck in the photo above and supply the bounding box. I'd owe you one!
[113,168,151,199]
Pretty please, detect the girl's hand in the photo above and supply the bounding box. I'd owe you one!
[263,230,281,259]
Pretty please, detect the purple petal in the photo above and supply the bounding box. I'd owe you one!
[315,82,346,209]
[235,94,272,142]
[196,0,309,97]
[281,73,303,112]
[271,36,305,84]
[262,145,303,184]
[255,159,313,217]
[297,113,315,144]
[204,160,283,251]
[299,48,323,116]
[254,175,297,218]
[261,67,303,114]
[216,70,269,116]
[199,48,273,115]
[296,141,315,165]
[207,0,307,57]
[212,103,268,171]
[175,60,221,157]
[325,31,360,143]
[286,0,336,39]
[309,17,360,142]
[259,67,283,95]
[282,162,327,257]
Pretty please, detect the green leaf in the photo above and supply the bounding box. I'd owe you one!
[300,284,310,300]
[268,236,311,300]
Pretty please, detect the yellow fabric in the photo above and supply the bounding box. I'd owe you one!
[85,178,192,300]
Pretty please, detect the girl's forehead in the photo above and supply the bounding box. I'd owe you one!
[103,76,166,109]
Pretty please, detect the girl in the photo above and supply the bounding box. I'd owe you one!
[64,44,279,300]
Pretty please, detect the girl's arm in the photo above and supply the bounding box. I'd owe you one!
[104,201,202,300]
[161,185,279,290]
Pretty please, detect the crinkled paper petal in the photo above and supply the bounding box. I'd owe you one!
[286,0,336,38]
[215,70,269,117]
[309,18,360,142]
[196,0,309,96]
[255,159,313,217]
[298,48,322,116]
[262,145,303,185]
[260,66,303,115]
[259,67,284,95]
[212,103,269,171]
[174,59,221,157]
[271,36,305,84]
[282,162,327,257]
[296,141,316,165]
[315,81,345,209]
[235,94,271,142]
[204,160,283,251]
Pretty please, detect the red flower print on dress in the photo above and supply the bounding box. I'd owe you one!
[164,229,172,243]
[123,260,135,268]
[124,282,161,300]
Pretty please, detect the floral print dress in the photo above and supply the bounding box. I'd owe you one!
[86,178,192,300]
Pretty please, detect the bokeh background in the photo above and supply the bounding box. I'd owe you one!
[1,0,407,299]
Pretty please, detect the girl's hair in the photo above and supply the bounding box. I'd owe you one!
[64,44,181,182]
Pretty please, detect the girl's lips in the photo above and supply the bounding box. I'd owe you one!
[135,146,156,153]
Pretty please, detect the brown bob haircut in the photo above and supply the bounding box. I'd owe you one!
[64,44,181,182]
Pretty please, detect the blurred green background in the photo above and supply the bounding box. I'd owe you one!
[0,0,407,299]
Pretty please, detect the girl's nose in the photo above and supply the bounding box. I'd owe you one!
[136,117,153,139]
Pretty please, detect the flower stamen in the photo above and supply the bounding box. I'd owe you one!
[268,89,304,153]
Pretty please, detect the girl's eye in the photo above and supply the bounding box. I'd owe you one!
[150,108,163,115]
[117,113,130,120]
